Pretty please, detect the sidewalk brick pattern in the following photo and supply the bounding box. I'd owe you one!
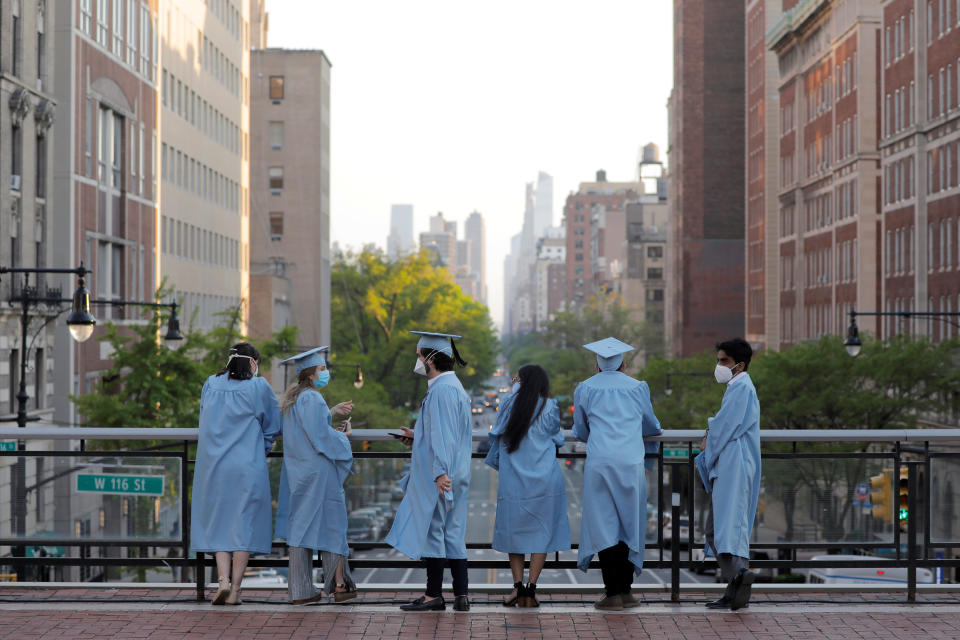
[0,589,958,639]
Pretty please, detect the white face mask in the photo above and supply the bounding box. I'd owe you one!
[714,363,736,384]
[414,357,428,376]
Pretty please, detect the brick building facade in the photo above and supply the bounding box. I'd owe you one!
[667,0,746,358]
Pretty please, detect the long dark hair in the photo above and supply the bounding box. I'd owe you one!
[503,364,550,454]
[216,342,261,380]
[281,365,318,414]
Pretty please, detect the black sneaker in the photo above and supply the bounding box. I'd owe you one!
[453,595,470,611]
[705,596,732,609]
[400,595,445,611]
[730,569,755,611]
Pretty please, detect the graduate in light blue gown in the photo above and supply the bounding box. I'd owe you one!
[695,338,761,611]
[275,347,357,605]
[386,331,473,612]
[485,364,570,608]
[573,337,662,611]
[191,343,281,606]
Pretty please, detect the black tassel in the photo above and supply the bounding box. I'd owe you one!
[450,339,468,367]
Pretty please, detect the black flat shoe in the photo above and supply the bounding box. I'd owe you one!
[731,569,755,611]
[400,595,445,611]
[705,596,732,609]
[503,581,524,607]
[453,595,470,611]
[518,583,539,608]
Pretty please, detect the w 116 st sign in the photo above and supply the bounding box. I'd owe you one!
[76,473,164,496]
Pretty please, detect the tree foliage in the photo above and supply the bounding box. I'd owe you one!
[71,299,298,446]
[330,247,499,412]
[504,289,657,403]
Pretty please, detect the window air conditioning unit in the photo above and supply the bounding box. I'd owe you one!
[10,175,22,190]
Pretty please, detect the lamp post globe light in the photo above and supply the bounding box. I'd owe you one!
[1,262,183,579]
[843,308,959,356]
[66,271,96,342]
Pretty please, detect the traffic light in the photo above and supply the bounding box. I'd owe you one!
[870,468,894,525]
[898,468,909,529]
[362,441,371,452]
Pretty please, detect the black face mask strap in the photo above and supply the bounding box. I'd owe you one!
[450,339,468,367]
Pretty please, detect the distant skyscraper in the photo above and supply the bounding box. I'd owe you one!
[464,212,486,303]
[387,204,414,258]
[534,172,554,239]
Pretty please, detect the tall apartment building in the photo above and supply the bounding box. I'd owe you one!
[52,0,160,423]
[533,228,566,330]
[249,48,332,348]
[879,0,960,343]
[767,0,882,347]
[621,147,669,362]
[745,0,783,351]
[533,172,554,240]
[2,0,58,419]
[158,0,250,333]
[387,204,414,259]
[667,0,746,358]
[464,211,486,303]
[562,171,640,308]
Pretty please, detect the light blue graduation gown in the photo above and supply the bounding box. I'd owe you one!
[573,372,662,575]
[385,373,472,560]
[485,394,571,554]
[191,375,281,554]
[695,372,761,560]
[275,390,353,555]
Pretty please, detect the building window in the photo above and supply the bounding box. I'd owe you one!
[269,166,284,191]
[97,0,109,46]
[268,121,284,150]
[647,267,663,280]
[81,0,93,34]
[12,11,21,77]
[269,76,284,100]
[647,289,664,302]
[126,0,137,66]
[647,246,663,258]
[112,0,124,57]
[11,125,23,188]
[270,212,284,240]
[35,135,47,198]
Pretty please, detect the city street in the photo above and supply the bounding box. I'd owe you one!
[349,446,714,589]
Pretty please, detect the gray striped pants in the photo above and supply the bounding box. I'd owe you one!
[288,547,356,602]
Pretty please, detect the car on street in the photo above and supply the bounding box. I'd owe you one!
[661,515,690,546]
[241,569,287,586]
[352,507,388,535]
[347,514,379,541]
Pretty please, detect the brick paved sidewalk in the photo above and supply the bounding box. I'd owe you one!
[1,589,960,639]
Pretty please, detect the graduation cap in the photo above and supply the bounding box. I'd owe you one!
[410,331,468,367]
[583,337,635,372]
[279,346,329,375]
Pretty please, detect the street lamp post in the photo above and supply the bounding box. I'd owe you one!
[0,263,183,579]
[843,308,960,356]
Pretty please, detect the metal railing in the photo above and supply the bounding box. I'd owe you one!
[1,426,960,602]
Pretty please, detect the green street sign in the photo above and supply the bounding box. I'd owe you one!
[662,447,701,459]
[76,473,164,496]
[0,441,17,452]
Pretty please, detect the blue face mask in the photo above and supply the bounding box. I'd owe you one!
[314,369,330,388]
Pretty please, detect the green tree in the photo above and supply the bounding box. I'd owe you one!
[504,289,657,401]
[330,247,498,410]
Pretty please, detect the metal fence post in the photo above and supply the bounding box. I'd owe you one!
[196,552,205,601]
[907,462,918,602]
[670,463,680,602]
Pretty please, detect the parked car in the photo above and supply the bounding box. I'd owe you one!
[661,515,690,546]
[352,507,387,534]
[241,569,287,586]
[347,514,379,541]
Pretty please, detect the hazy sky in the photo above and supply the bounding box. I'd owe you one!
[265,0,674,330]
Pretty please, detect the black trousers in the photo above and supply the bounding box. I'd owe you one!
[424,557,468,598]
[597,541,633,597]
